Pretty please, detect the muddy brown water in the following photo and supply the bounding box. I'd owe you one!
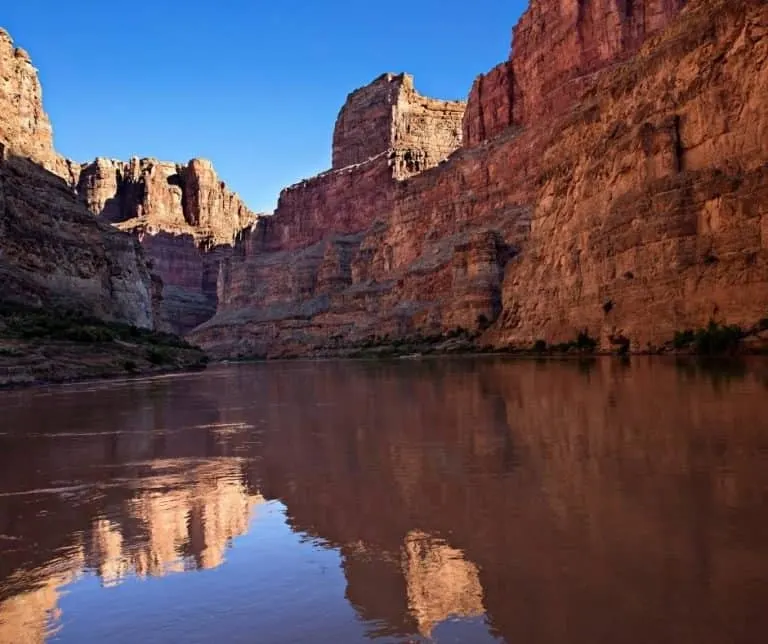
[1,357,767,643]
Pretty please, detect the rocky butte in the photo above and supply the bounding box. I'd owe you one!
[75,156,259,334]
[0,25,259,338]
[190,0,768,357]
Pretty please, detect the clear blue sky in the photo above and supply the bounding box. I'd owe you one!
[4,1,527,213]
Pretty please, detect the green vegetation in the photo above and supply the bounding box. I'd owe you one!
[476,314,491,331]
[0,302,194,349]
[0,302,193,348]
[550,330,598,354]
[609,334,631,356]
[146,348,172,365]
[673,329,696,349]
[672,321,744,355]
[0,302,208,386]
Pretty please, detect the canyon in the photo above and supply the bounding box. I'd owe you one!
[2,0,767,361]
[190,0,768,358]
[0,28,157,329]
[0,26,259,340]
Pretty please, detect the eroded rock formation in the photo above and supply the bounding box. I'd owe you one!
[2,25,258,336]
[75,156,259,333]
[463,0,689,145]
[333,72,465,177]
[0,29,161,328]
[192,0,767,357]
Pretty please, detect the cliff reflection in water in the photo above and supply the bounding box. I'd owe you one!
[1,358,768,643]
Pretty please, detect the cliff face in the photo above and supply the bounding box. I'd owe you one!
[2,24,257,337]
[193,74,476,356]
[0,28,163,328]
[75,156,259,334]
[333,73,465,177]
[192,0,767,357]
[0,29,53,166]
[463,0,689,146]
[497,0,768,347]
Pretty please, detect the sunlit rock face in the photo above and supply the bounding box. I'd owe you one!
[463,0,688,146]
[0,29,160,328]
[193,0,768,357]
[0,28,53,167]
[191,73,527,357]
[496,0,768,348]
[333,72,465,178]
[75,156,259,334]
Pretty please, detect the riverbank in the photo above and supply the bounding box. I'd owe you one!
[0,304,207,388]
[231,322,768,362]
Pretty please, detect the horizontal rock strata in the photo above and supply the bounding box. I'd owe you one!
[191,0,767,358]
[0,29,160,329]
[75,156,259,334]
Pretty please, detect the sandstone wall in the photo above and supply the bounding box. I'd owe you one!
[332,72,465,176]
[497,0,768,348]
[0,148,156,327]
[75,156,259,334]
[192,0,768,358]
[0,29,165,328]
[463,0,688,146]
[0,28,54,166]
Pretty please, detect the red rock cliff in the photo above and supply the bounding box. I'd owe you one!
[333,73,465,177]
[463,0,688,146]
[0,30,159,328]
[190,0,767,357]
[75,156,259,334]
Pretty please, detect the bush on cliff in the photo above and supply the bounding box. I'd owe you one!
[147,348,173,365]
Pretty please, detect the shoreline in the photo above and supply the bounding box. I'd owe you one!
[3,350,766,392]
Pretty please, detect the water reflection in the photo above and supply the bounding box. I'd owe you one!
[0,358,767,643]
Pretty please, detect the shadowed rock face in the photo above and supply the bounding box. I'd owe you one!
[0,29,161,328]
[0,151,157,327]
[75,156,259,334]
[192,0,767,358]
[2,24,259,336]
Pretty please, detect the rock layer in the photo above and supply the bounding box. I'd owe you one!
[0,29,162,329]
[192,0,767,357]
[463,0,689,146]
[332,72,465,177]
[497,0,768,348]
[75,156,259,334]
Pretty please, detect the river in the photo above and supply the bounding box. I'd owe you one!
[1,357,767,643]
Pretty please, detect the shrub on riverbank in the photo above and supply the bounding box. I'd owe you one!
[672,321,744,355]
[0,302,208,387]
